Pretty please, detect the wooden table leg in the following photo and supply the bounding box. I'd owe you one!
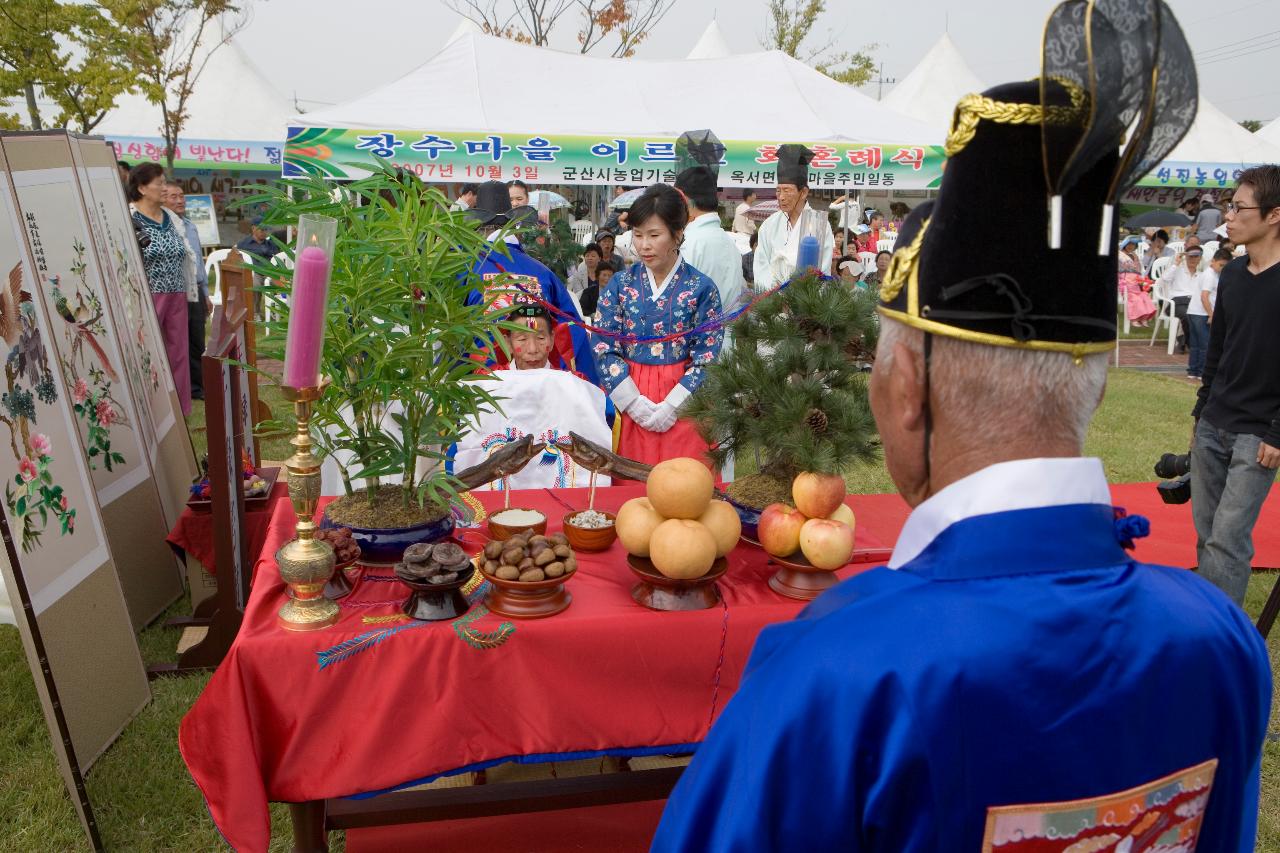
[289,800,328,853]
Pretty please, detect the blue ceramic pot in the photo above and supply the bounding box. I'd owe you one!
[725,495,764,541]
[320,507,456,565]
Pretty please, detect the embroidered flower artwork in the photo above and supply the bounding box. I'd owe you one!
[1,264,76,551]
[47,240,129,472]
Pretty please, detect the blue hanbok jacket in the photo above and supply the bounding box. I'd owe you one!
[653,458,1270,852]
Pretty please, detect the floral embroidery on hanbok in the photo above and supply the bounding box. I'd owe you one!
[592,260,723,396]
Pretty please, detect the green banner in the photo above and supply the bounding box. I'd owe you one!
[285,126,946,190]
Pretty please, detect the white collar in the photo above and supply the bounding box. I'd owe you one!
[645,256,682,300]
[888,457,1110,569]
[486,230,520,246]
[783,204,811,234]
[688,212,720,230]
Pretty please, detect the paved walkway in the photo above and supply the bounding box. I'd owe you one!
[1115,339,1197,381]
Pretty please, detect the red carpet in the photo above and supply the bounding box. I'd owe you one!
[346,800,666,853]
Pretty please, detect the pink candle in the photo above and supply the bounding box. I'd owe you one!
[283,243,330,389]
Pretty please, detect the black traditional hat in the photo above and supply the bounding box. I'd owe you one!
[775,144,814,189]
[673,129,726,203]
[878,0,1195,358]
[507,204,540,227]
[467,181,512,227]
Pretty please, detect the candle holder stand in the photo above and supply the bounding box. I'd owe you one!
[277,383,341,631]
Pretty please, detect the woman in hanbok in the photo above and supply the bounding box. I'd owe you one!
[1117,235,1156,326]
[592,185,723,466]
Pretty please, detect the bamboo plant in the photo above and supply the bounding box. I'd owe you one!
[239,166,522,518]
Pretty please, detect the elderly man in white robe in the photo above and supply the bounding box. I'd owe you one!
[753,144,835,289]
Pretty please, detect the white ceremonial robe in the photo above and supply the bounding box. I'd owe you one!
[753,204,835,290]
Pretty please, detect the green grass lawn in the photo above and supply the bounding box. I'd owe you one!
[0,367,1276,851]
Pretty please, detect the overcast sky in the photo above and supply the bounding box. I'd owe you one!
[234,0,1280,123]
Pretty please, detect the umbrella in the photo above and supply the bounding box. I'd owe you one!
[746,200,779,222]
[608,187,646,210]
[528,190,569,210]
[1123,210,1192,229]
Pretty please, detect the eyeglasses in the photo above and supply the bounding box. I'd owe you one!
[1227,202,1260,213]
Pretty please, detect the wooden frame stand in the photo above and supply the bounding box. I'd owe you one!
[149,311,251,678]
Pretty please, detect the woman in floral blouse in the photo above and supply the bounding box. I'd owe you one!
[129,163,196,415]
[592,184,723,466]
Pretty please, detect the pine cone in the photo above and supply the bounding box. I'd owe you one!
[806,408,829,435]
[747,400,764,418]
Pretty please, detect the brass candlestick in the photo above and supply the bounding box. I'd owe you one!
[276,384,340,631]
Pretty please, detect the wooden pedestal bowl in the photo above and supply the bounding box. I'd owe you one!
[627,555,728,612]
[487,508,549,541]
[767,552,840,601]
[561,511,617,552]
[397,564,475,621]
[482,565,573,619]
[322,550,358,596]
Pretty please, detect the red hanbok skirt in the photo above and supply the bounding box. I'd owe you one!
[618,360,711,469]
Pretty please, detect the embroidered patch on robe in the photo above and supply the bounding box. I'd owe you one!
[981,758,1217,851]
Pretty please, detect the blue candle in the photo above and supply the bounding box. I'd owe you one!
[797,235,821,270]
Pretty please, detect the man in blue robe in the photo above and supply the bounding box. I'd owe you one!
[463,182,598,385]
[652,15,1271,851]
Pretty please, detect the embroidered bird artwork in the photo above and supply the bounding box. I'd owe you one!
[48,276,118,381]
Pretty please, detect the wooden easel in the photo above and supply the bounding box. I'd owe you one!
[149,316,251,677]
[217,249,271,460]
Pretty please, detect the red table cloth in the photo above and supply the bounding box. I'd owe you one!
[178,485,898,852]
[165,482,289,574]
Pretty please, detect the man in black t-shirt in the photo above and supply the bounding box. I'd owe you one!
[1191,164,1280,605]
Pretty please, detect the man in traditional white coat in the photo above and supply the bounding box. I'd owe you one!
[673,129,745,317]
[753,144,835,289]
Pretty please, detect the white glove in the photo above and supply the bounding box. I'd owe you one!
[628,396,661,429]
[646,401,678,433]
[645,384,691,434]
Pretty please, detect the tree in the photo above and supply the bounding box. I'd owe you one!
[1240,119,1263,133]
[0,1,137,133]
[760,0,876,87]
[0,0,63,130]
[99,0,248,169]
[686,272,880,510]
[444,0,676,57]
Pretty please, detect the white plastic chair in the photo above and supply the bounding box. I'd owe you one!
[1147,274,1178,355]
[572,221,595,245]
[262,252,294,333]
[876,238,896,253]
[1202,240,1219,258]
[1166,241,1184,256]
[205,248,231,306]
[856,251,877,276]
[1149,255,1174,283]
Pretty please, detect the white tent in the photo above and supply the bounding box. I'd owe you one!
[96,23,291,169]
[1162,98,1280,168]
[446,17,483,46]
[686,20,732,60]
[1258,115,1280,148]
[294,32,938,146]
[881,33,982,131]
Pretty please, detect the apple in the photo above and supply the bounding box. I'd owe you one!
[758,503,805,557]
[799,518,855,570]
[792,472,846,519]
[827,503,855,529]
